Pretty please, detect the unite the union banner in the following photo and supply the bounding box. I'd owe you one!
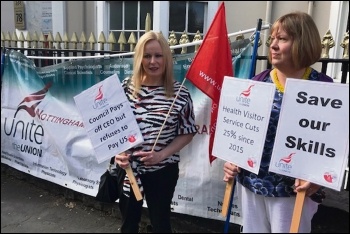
[0,49,242,225]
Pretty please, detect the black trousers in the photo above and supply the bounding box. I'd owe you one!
[118,163,179,233]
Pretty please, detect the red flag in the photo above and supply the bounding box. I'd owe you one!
[186,2,233,164]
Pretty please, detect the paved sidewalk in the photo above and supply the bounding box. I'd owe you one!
[1,164,349,233]
[1,164,239,233]
[1,170,121,233]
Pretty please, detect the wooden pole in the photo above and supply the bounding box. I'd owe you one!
[289,180,306,233]
[125,165,143,201]
[221,179,235,217]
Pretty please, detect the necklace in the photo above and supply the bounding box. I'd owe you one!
[271,67,312,93]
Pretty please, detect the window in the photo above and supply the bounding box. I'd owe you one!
[109,1,153,51]
[107,1,207,53]
[169,1,206,54]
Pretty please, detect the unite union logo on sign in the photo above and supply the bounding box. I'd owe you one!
[275,152,295,173]
[92,85,108,109]
[236,84,254,107]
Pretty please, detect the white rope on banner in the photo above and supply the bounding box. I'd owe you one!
[24,24,271,60]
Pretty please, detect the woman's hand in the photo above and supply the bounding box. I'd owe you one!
[223,162,240,182]
[133,151,164,166]
[114,153,130,169]
[294,179,321,196]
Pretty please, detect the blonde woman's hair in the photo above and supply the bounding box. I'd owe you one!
[268,12,322,69]
[132,31,174,98]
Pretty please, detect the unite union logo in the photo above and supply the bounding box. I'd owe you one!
[3,83,53,157]
[236,84,254,107]
[92,85,108,109]
[14,82,52,117]
[275,152,295,172]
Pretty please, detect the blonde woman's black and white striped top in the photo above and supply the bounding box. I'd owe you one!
[121,76,197,196]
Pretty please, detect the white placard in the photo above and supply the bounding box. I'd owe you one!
[74,74,144,163]
[269,79,349,191]
[212,76,275,174]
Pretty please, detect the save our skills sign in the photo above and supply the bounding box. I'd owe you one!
[212,77,275,174]
[269,79,349,191]
[74,74,144,163]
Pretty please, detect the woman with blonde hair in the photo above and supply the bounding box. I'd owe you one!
[115,31,197,233]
